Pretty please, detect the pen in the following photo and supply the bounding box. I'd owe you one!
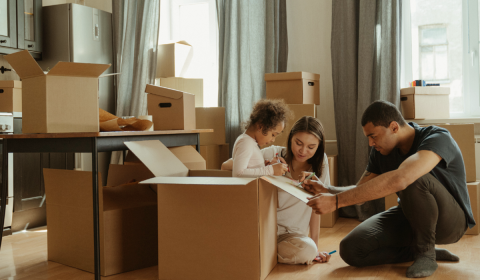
[329,250,337,255]
[295,172,315,188]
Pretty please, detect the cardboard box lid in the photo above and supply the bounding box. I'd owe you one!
[102,183,157,211]
[4,50,45,79]
[47,62,110,78]
[124,140,189,177]
[145,84,194,100]
[142,176,255,185]
[106,164,155,187]
[160,40,191,47]
[168,146,206,170]
[400,87,450,96]
[264,71,320,81]
[0,80,22,88]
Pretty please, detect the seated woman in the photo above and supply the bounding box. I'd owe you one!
[222,116,332,264]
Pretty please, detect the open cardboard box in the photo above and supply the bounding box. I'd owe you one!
[43,164,158,276]
[124,140,316,280]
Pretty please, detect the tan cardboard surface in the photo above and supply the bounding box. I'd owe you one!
[264,72,320,81]
[159,77,203,107]
[4,50,44,79]
[196,107,226,145]
[188,169,232,177]
[156,41,192,78]
[400,87,450,119]
[124,140,189,177]
[466,181,480,235]
[145,84,184,99]
[270,104,316,147]
[169,146,206,170]
[385,193,399,210]
[321,155,339,228]
[265,71,320,105]
[47,62,110,77]
[0,80,22,88]
[0,84,22,112]
[258,180,279,280]
[400,86,450,95]
[200,144,230,169]
[106,164,154,186]
[23,76,47,133]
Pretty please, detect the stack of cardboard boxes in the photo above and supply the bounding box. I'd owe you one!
[385,86,480,235]
[264,72,339,228]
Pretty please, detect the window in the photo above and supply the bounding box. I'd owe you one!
[402,0,480,117]
[159,0,219,107]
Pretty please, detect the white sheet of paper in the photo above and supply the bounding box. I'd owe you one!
[262,175,313,203]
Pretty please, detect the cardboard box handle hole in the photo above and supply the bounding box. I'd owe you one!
[159,103,172,108]
[0,89,3,93]
[308,82,314,86]
[401,97,408,101]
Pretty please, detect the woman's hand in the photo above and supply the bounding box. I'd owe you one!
[272,163,288,176]
[298,171,319,182]
[302,178,329,195]
[314,251,332,263]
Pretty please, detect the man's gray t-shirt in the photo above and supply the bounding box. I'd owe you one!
[366,122,475,229]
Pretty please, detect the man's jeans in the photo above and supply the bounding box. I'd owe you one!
[340,173,467,267]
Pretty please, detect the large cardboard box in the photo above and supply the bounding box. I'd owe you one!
[265,72,320,105]
[125,145,206,171]
[126,140,318,280]
[5,50,109,133]
[157,77,203,107]
[43,165,158,276]
[400,87,450,119]
[421,124,476,182]
[200,144,230,169]
[466,181,480,235]
[196,107,226,145]
[156,41,192,78]
[321,155,339,228]
[271,104,316,147]
[146,84,195,130]
[0,80,22,112]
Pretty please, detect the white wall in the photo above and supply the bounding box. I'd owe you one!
[286,0,336,142]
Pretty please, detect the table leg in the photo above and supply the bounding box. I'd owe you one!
[91,138,101,279]
[196,134,200,153]
[0,140,8,247]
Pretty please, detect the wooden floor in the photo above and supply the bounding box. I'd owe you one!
[1,218,479,280]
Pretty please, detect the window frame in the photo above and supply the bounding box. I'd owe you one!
[418,24,449,82]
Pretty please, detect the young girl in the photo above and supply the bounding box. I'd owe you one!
[232,99,290,177]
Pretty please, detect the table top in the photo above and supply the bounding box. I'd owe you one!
[0,129,213,139]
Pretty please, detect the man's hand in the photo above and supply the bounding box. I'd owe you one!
[307,193,336,214]
[314,251,332,263]
[303,179,329,195]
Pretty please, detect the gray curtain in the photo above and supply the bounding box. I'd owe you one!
[111,0,160,163]
[217,0,288,153]
[331,0,401,221]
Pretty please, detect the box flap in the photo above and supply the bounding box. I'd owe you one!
[400,86,450,96]
[168,146,206,170]
[260,175,313,203]
[103,183,157,211]
[188,170,233,177]
[124,140,189,177]
[141,176,255,185]
[0,80,22,88]
[145,84,193,99]
[160,40,191,46]
[106,164,155,187]
[264,71,320,81]
[4,50,45,79]
[47,62,111,77]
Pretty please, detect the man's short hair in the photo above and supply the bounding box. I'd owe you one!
[361,100,407,128]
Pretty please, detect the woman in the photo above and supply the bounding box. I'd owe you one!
[222,116,332,264]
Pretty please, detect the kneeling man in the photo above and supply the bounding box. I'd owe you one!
[304,100,474,278]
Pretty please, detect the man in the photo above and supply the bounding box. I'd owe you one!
[303,100,474,278]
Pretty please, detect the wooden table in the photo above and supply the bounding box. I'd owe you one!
[0,129,212,280]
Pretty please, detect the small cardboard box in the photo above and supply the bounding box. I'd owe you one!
[0,80,22,112]
[157,77,203,107]
[146,84,195,130]
[265,72,320,105]
[271,104,316,147]
[400,87,450,119]
[421,124,476,183]
[43,165,158,276]
[200,144,230,169]
[156,40,192,78]
[5,50,109,133]
[126,140,318,280]
[466,181,480,235]
[321,155,339,228]
[385,193,399,211]
[196,107,226,145]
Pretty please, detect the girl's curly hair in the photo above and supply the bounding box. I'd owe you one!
[244,99,292,135]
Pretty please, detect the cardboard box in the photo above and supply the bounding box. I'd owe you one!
[385,193,399,210]
[146,84,195,130]
[200,144,230,169]
[125,145,206,171]
[421,124,476,182]
[0,80,22,112]
[5,50,109,133]
[125,140,319,280]
[271,104,316,147]
[157,77,203,107]
[265,72,320,105]
[43,165,158,276]
[196,107,226,145]
[466,181,480,235]
[321,155,339,228]
[400,87,450,119]
[156,41,192,78]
